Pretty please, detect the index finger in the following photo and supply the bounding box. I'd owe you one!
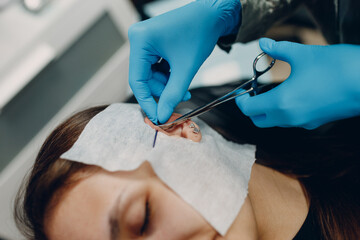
[129,51,160,123]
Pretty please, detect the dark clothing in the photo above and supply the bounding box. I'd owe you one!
[219,0,360,49]
[306,0,360,44]
[293,204,323,240]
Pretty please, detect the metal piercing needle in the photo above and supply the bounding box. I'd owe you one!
[152,130,158,148]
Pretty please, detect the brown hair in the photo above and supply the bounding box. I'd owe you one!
[216,115,360,240]
[14,104,360,240]
[254,119,360,239]
[14,106,107,240]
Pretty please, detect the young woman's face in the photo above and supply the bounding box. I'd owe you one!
[46,162,219,240]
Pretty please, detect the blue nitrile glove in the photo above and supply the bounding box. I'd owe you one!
[128,0,241,123]
[236,38,360,129]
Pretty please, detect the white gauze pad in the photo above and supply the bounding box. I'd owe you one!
[61,103,255,235]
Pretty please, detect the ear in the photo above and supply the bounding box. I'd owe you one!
[144,114,183,136]
[144,117,156,128]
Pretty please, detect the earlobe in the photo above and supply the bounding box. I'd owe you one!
[188,122,200,134]
[180,120,202,142]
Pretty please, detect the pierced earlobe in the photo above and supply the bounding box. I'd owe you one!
[193,127,200,134]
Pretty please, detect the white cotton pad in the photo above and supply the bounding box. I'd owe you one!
[61,103,256,235]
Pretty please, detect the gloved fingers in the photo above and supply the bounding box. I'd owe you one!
[183,91,192,101]
[235,92,250,113]
[157,67,194,123]
[250,114,269,128]
[128,47,161,123]
[235,90,277,117]
[131,80,158,123]
[236,93,270,128]
[149,73,191,101]
[250,114,286,128]
[259,38,303,64]
[252,110,320,129]
[148,72,169,98]
[152,58,171,76]
[302,122,320,130]
[129,82,158,123]
[129,54,160,99]
[129,41,160,81]
[147,59,171,98]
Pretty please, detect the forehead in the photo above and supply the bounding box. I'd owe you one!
[47,172,119,240]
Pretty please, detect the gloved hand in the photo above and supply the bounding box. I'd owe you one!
[236,38,360,129]
[128,0,241,123]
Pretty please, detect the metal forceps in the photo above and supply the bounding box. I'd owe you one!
[158,52,276,131]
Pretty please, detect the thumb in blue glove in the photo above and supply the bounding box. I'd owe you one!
[236,38,360,129]
[128,0,241,123]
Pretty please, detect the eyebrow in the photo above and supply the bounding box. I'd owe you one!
[109,193,123,240]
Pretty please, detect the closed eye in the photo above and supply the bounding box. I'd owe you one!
[140,202,150,235]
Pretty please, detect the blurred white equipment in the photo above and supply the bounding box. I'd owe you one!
[0,0,138,239]
[21,0,51,12]
[0,0,12,10]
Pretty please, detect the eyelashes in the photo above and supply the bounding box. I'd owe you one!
[140,202,150,235]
